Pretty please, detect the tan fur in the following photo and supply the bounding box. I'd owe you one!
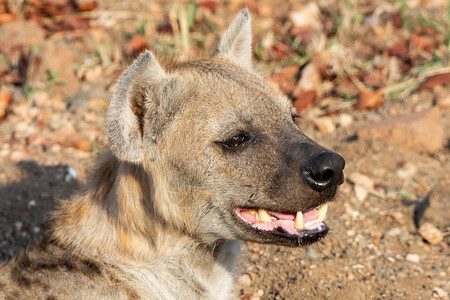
[0,10,343,299]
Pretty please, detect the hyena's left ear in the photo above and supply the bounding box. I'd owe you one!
[216,9,252,71]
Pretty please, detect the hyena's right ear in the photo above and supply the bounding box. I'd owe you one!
[106,50,166,163]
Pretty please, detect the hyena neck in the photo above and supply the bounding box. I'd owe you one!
[50,152,228,265]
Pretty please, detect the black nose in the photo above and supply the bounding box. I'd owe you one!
[302,151,345,192]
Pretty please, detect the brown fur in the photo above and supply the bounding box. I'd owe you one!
[0,10,343,299]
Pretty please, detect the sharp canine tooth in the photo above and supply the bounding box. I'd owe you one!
[257,209,272,223]
[317,203,328,221]
[294,211,304,229]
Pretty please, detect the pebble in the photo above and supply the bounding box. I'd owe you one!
[436,91,450,108]
[338,113,353,128]
[28,200,37,208]
[314,117,335,133]
[396,163,417,179]
[237,274,252,287]
[354,185,368,202]
[14,222,23,231]
[347,172,374,190]
[432,287,448,298]
[418,222,443,245]
[386,227,403,237]
[405,254,420,263]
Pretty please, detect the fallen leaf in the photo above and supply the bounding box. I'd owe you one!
[354,90,384,110]
[126,34,148,56]
[88,98,109,109]
[0,13,16,24]
[198,1,218,10]
[390,41,408,59]
[78,2,98,12]
[269,65,298,95]
[416,73,450,91]
[0,91,12,122]
[409,33,433,52]
[293,90,316,112]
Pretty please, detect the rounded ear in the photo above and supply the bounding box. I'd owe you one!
[106,51,166,163]
[216,9,253,71]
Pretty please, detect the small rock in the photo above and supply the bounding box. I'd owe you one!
[354,185,368,202]
[432,287,448,298]
[347,172,374,190]
[436,91,450,108]
[237,274,252,287]
[28,200,37,208]
[396,162,417,179]
[337,113,353,128]
[85,65,103,82]
[358,107,444,154]
[405,254,420,263]
[414,185,450,229]
[43,42,79,95]
[0,20,45,54]
[386,227,403,237]
[314,117,335,133]
[14,222,23,231]
[418,222,443,245]
[289,3,322,31]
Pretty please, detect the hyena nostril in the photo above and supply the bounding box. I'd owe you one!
[302,151,345,192]
[320,168,334,182]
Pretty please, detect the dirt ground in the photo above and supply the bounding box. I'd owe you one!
[0,0,449,299]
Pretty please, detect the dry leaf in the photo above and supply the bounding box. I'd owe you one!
[410,34,433,52]
[126,35,148,56]
[390,41,408,59]
[293,90,316,112]
[78,2,98,12]
[0,13,16,24]
[416,73,450,91]
[269,65,298,95]
[354,90,384,110]
[0,91,12,122]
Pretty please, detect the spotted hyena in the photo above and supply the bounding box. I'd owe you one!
[0,9,344,299]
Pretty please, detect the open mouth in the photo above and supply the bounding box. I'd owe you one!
[235,203,329,242]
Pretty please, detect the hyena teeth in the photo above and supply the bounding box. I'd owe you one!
[256,209,272,223]
[247,209,257,216]
[294,211,304,230]
[317,203,328,221]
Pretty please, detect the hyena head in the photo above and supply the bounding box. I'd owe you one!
[106,9,345,247]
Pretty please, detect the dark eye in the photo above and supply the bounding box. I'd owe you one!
[292,112,301,123]
[223,134,251,149]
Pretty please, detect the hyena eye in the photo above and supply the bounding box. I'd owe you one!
[223,134,251,149]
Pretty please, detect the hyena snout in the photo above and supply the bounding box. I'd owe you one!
[302,151,345,192]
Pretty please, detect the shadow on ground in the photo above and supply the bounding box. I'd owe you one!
[0,161,79,261]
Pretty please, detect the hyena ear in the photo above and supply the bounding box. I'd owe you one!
[106,50,166,163]
[216,9,252,71]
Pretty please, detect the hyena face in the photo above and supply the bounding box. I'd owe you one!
[106,10,345,247]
